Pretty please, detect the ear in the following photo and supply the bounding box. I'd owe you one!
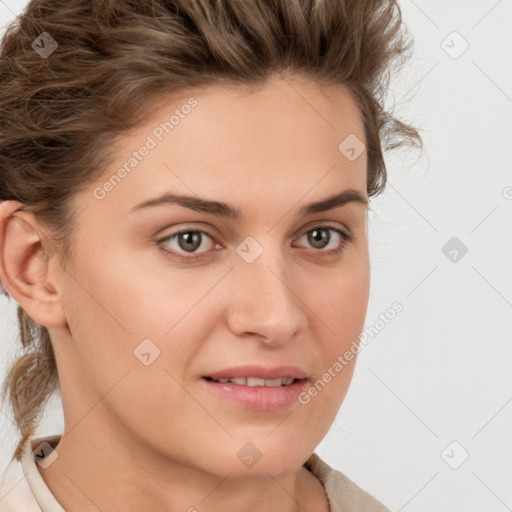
[0,200,67,327]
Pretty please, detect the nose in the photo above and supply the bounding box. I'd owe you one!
[225,243,307,346]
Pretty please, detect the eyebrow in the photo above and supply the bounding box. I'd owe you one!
[129,188,369,219]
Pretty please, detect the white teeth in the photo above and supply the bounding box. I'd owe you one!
[211,376,297,386]
[264,378,285,387]
[247,377,266,387]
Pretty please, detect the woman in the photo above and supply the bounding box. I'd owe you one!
[0,0,422,510]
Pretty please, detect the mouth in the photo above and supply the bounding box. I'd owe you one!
[203,376,300,387]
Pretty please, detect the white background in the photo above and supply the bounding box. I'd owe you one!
[0,1,511,511]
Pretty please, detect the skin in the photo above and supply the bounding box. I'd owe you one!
[0,74,370,512]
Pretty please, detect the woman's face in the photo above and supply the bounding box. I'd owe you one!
[51,75,370,478]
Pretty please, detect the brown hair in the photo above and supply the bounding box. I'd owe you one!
[0,0,422,464]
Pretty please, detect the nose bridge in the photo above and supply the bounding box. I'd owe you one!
[226,239,305,342]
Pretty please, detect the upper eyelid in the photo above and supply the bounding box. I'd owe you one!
[158,222,348,237]
[158,217,352,237]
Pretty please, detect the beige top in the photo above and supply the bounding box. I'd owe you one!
[0,434,391,511]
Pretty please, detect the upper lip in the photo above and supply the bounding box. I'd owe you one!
[204,365,308,380]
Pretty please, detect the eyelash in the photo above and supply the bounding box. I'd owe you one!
[156,225,355,262]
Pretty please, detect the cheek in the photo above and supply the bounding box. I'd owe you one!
[310,255,370,346]
[61,249,219,394]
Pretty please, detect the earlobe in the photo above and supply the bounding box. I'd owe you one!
[0,200,67,327]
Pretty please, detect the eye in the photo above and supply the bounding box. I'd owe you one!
[157,224,355,261]
[157,229,219,259]
[293,225,354,256]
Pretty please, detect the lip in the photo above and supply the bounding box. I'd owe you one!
[204,365,308,380]
[201,365,308,411]
[201,378,308,411]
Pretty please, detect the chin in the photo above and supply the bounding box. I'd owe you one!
[219,439,311,480]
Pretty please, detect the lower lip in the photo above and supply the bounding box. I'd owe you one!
[201,378,308,411]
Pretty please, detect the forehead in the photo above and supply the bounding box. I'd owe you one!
[79,76,367,221]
